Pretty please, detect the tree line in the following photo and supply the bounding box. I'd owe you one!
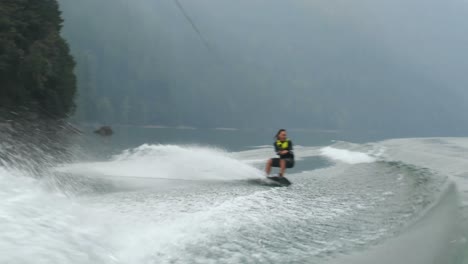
[0,0,76,118]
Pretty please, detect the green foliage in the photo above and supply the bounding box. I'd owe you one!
[0,0,76,118]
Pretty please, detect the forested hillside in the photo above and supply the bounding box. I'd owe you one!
[0,0,76,118]
[59,0,468,133]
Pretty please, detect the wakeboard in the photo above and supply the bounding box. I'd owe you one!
[266,175,292,186]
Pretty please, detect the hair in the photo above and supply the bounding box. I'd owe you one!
[274,129,286,140]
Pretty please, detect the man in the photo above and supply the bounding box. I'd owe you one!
[265,129,295,177]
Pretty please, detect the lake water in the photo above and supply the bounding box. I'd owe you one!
[1,126,468,263]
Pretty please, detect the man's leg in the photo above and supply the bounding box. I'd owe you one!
[265,159,273,175]
[279,159,286,176]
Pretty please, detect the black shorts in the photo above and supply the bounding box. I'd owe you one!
[271,158,295,168]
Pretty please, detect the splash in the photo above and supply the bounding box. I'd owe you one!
[320,146,376,164]
[57,144,264,181]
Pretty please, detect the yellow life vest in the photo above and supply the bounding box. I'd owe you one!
[276,140,289,150]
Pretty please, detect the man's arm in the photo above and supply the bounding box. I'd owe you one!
[274,143,281,155]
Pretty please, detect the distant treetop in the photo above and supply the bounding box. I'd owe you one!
[0,0,76,118]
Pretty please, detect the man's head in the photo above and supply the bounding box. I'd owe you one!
[275,129,287,141]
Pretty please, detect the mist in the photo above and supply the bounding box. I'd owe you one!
[59,0,468,135]
[4,1,468,262]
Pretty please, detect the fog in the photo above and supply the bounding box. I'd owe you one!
[59,0,468,135]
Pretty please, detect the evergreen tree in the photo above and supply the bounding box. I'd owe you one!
[0,0,76,118]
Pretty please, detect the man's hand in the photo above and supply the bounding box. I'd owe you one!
[280,150,289,155]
